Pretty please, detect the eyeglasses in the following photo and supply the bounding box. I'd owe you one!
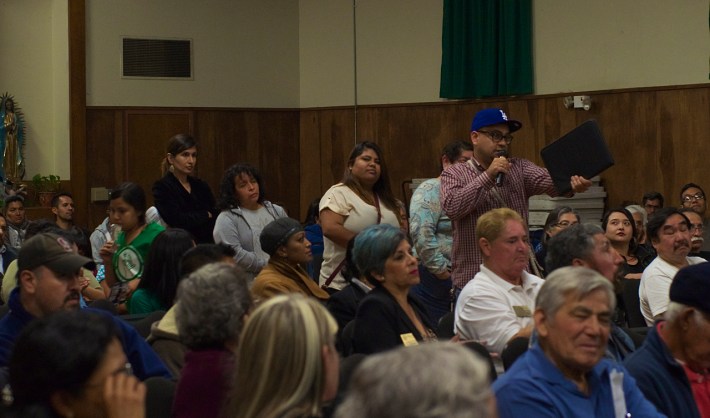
[683,193,705,203]
[477,130,514,145]
[554,220,577,229]
[690,223,704,232]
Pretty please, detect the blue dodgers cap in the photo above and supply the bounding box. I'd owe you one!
[470,108,522,133]
[670,262,710,314]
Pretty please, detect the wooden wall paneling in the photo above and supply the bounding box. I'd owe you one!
[253,110,300,218]
[195,110,236,193]
[317,108,357,190]
[200,110,245,186]
[123,110,193,207]
[191,111,219,192]
[299,110,324,218]
[656,88,710,205]
[85,109,119,228]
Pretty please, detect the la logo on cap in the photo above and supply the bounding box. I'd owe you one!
[499,110,509,121]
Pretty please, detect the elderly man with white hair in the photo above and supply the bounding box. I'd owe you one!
[493,267,664,418]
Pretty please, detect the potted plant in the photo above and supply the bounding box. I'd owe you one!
[31,173,61,207]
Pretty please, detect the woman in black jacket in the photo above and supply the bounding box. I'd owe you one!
[351,224,436,354]
[152,134,218,243]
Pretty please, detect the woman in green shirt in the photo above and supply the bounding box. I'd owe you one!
[100,182,165,312]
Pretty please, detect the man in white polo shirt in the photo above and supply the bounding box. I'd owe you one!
[454,208,543,354]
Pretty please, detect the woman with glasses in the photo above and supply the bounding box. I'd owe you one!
[602,207,654,327]
[534,206,579,275]
[5,311,145,418]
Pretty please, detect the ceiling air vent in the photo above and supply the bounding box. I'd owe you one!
[121,37,192,79]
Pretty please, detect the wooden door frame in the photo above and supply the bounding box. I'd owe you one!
[68,0,87,226]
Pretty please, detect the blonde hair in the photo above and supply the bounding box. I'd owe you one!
[475,208,526,242]
[225,294,338,418]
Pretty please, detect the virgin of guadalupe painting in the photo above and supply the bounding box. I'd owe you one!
[0,93,26,183]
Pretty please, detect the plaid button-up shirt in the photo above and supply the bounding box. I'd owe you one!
[441,158,557,290]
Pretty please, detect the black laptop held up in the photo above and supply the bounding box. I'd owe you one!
[540,119,614,195]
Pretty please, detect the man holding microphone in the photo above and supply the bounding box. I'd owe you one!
[441,108,591,294]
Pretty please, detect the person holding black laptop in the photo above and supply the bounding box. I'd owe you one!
[440,108,592,294]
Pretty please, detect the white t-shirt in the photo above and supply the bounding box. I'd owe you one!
[454,264,544,354]
[639,256,706,325]
[318,184,400,290]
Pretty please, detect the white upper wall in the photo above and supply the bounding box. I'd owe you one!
[86,0,300,108]
[299,0,709,107]
[0,0,69,180]
[299,0,443,107]
[534,0,709,93]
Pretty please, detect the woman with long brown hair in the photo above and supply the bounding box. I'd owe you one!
[319,142,402,291]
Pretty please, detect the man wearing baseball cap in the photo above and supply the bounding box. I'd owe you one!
[0,233,171,379]
[625,262,710,418]
[441,108,591,292]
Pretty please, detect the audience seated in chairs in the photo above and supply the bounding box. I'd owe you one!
[350,224,436,355]
[146,243,237,378]
[680,207,710,259]
[2,221,106,306]
[639,207,705,326]
[546,223,636,363]
[172,263,252,418]
[533,206,580,276]
[625,262,710,418]
[455,208,543,356]
[251,217,329,304]
[602,208,654,328]
[625,204,649,246]
[327,238,373,354]
[493,267,664,418]
[335,342,495,418]
[127,228,195,315]
[223,294,339,418]
[0,232,170,380]
[4,311,146,418]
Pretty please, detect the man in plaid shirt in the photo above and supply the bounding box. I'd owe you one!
[441,108,591,292]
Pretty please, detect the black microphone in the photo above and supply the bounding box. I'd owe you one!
[494,149,508,187]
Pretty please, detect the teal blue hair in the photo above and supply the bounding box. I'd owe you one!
[353,224,407,286]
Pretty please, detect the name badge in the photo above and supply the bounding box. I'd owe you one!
[400,333,418,346]
[513,305,532,317]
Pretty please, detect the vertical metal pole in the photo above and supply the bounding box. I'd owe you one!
[353,0,358,143]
